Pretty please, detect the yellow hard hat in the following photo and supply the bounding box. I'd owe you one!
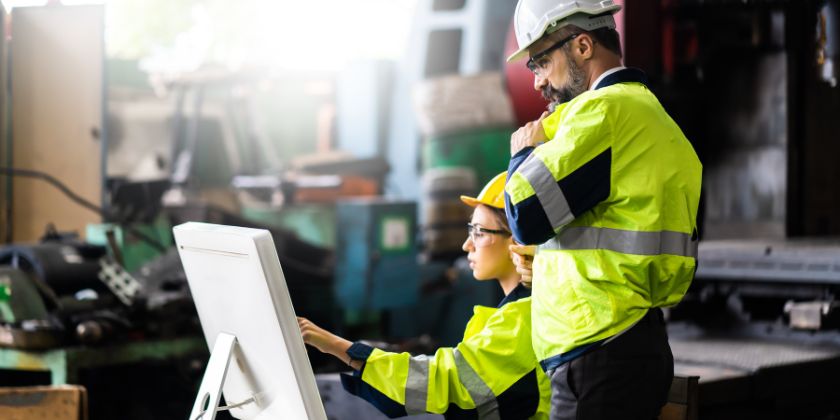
[460,172,507,209]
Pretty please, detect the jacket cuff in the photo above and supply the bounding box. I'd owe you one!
[347,342,375,362]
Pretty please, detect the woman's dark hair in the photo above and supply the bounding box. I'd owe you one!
[474,204,511,233]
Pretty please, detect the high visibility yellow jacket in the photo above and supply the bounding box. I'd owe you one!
[504,68,702,369]
[341,285,550,419]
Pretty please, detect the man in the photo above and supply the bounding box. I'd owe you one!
[503,1,703,419]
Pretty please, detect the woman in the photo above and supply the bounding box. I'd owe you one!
[298,172,550,419]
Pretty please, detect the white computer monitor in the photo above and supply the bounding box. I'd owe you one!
[174,222,327,420]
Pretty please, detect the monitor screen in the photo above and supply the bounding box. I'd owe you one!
[174,222,327,420]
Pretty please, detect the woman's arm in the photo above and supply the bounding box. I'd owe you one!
[336,301,546,419]
[298,317,364,370]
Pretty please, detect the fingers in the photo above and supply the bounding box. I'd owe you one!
[298,317,317,344]
[520,111,548,131]
[528,112,549,125]
[298,318,326,351]
[510,251,533,268]
[298,318,310,333]
[511,127,527,155]
[509,244,534,284]
[509,244,536,256]
[515,265,532,276]
[515,262,533,276]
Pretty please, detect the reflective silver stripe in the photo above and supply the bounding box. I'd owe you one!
[453,349,500,420]
[405,355,429,415]
[518,154,574,232]
[540,226,698,258]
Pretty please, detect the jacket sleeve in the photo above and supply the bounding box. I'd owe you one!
[341,302,543,419]
[505,98,613,245]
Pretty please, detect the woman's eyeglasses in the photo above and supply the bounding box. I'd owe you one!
[467,223,511,247]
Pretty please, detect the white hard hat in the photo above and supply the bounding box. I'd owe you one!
[507,0,622,62]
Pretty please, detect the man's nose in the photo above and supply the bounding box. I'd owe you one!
[533,73,547,91]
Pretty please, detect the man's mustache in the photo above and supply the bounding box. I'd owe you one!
[542,84,573,112]
[541,84,562,103]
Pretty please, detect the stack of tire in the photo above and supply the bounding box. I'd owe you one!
[413,72,515,258]
[420,167,476,259]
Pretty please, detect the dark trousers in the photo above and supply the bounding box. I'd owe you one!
[547,308,673,420]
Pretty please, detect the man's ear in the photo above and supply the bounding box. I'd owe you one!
[574,33,595,61]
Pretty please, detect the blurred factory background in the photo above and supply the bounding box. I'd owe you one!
[0,0,839,419]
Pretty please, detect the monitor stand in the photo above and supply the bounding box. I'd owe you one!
[189,333,256,420]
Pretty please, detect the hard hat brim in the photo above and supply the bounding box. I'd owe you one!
[507,44,533,63]
[460,195,483,208]
[460,195,505,209]
[461,172,508,209]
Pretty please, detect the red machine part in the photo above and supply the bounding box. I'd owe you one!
[503,21,547,127]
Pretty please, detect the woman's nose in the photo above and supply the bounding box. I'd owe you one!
[462,237,473,252]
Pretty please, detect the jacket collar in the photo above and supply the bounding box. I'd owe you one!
[593,67,649,90]
[498,283,531,308]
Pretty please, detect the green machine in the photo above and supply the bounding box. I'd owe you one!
[85,219,172,272]
[0,267,48,325]
[335,199,418,310]
[422,128,512,185]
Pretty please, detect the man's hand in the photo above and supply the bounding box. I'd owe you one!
[509,244,536,286]
[510,112,549,156]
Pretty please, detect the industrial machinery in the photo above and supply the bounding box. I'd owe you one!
[335,199,419,310]
[0,230,134,349]
[614,1,840,418]
[497,1,840,418]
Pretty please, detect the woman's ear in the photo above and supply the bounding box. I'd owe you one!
[504,234,515,247]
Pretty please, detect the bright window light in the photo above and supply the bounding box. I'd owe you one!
[3,0,418,73]
[240,0,417,71]
[1,0,48,9]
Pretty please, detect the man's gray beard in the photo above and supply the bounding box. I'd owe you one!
[542,51,588,112]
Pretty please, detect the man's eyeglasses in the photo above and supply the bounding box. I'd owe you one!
[467,223,511,247]
[526,33,579,75]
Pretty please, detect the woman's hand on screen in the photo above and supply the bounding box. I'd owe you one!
[298,317,360,369]
[298,317,334,353]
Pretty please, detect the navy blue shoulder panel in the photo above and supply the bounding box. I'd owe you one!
[506,147,556,246]
[505,193,555,246]
[558,147,612,218]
